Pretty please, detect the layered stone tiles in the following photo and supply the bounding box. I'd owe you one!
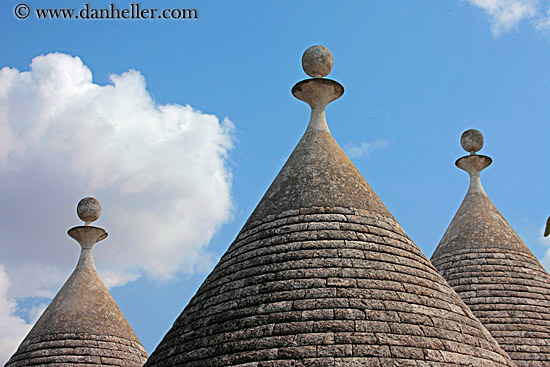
[144,47,516,367]
[5,198,148,367]
[8,47,549,367]
[431,129,550,367]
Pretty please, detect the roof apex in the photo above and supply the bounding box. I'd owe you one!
[145,49,516,367]
[6,198,147,367]
[433,131,534,259]
[431,130,550,367]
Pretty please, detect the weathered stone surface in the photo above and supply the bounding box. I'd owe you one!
[244,130,393,228]
[6,333,148,366]
[6,211,147,366]
[460,129,484,154]
[145,129,515,366]
[431,148,550,367]
[145,55,515,366]
[302,45,333,78]
[145,204,516,366]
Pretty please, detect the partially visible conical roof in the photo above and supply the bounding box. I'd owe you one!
[145,46,515,367]
[6,198,148,367]
[431,129,550,367]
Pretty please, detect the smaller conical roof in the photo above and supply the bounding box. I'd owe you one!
[431,130,550,367]
[6,198,148,367]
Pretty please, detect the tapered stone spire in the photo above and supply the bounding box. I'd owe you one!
[6,197,148,367]
[145,47,515,367]
[432,130,550,367]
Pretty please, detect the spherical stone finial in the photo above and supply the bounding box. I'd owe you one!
[461,129,484,154]
[77,197,101,225]
[302,45,333,78]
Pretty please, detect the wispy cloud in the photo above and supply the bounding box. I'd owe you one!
[0,53,235,361]
[0,266,33,366]
[344,140,389,159]
[536,6,550,30]
[463,0,543,35]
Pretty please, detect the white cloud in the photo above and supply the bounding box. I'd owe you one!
[0,266,33,366]
[344,140,389,159]
[0,54,234,298]
[536,6,550,30]
[463,0,540,35]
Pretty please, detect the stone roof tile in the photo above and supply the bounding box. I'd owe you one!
[6,198,148,367]
[431,130,550,367]
[145,47,515,367]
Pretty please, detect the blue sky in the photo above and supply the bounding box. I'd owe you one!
[1,0,549,362]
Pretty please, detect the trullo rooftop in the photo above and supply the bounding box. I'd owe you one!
[5,197,148,367]
[431,129,550,367]
[144,47,516,367]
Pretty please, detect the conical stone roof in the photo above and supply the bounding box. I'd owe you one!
[6,198,148,367]
[431,129,550,367]
[145,47,516,367]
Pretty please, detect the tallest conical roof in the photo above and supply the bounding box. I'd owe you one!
[145,46,515,367]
